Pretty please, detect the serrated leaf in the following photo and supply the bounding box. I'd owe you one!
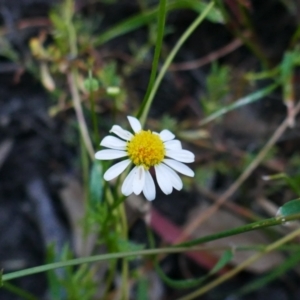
[277,198,300,217]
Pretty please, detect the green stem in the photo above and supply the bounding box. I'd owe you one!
[2,282,38,300]
[3,213,300,282]
[199,83,279,126]
[177,213,300,247]
[0,248,199,282]
[236,250,300,296]
[139,1,215,126]
[178,226,300,300]
[215,0,270,69]
[102,260,117,300]
[66,0,77,57]
[80,134,90,237]
[88,86,99,146]
[137,0,167,120]
[119,202,129,299]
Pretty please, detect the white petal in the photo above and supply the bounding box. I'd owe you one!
[164,139,182,150]
[127,116,142,133]
[155,164,173,195]
[161,163,183,191]
[110,125,133,141]
[132,165,145,195]
[104,159,131,181]
[163,159,194,177]
[143,170,156,201]
[159,129,175,142]
[100,136,127,150]
[121,167,137,196]
[166,149,195,163]
[95,149,128,160]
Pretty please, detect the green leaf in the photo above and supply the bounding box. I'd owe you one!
[45,244,64,300]
[94,0,220,45]
[155,261,207,289]
[84,77,99,92]
[89,161,103,205]
[0,269,2,287]
[236,251,300,296]
[118,239,145,261]
[284,175,300,196]
[136,277,149,300]
[209,250,233,275]
[263,172,300,195]
[277,198,300,217]
[197,2,224,23]
[199,83,279,126]
[280,51,294,82]
[156,250,232,289]
[2,282,38,300]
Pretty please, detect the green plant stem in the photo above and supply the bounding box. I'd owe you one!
[66,0,77,57]
[102,186,118,229]
[177,213,300,248]
[119,202,129,299]
[199,83,279,126]
[178,226,300,300]
[236,251,300,296]
[68,70,95,160]
[3,213,300,282]
[3,282,38,300]
[137,0,167,120]
[102,185,129,298]
[215,0,270,68]
[184,99,300,235]
[0,248,198,282]
[80,134,90,237]
[139,1,215,126]
[89,90,99,146]
[102,260,117,300]
[94,0,212,46]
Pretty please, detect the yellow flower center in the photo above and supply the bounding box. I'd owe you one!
[127,130,165,169]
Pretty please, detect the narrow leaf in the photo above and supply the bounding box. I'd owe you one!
[199,83,278,126]
[156,250,232,289]
[277,198,300,217]
[155,260,207,289]
[94,0,220,45]
[209,250,233,275]
[236,251,300,296]
[89,161,103,205]
[136,277,149,300]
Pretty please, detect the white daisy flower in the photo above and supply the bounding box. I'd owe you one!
[95,116,195,201]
